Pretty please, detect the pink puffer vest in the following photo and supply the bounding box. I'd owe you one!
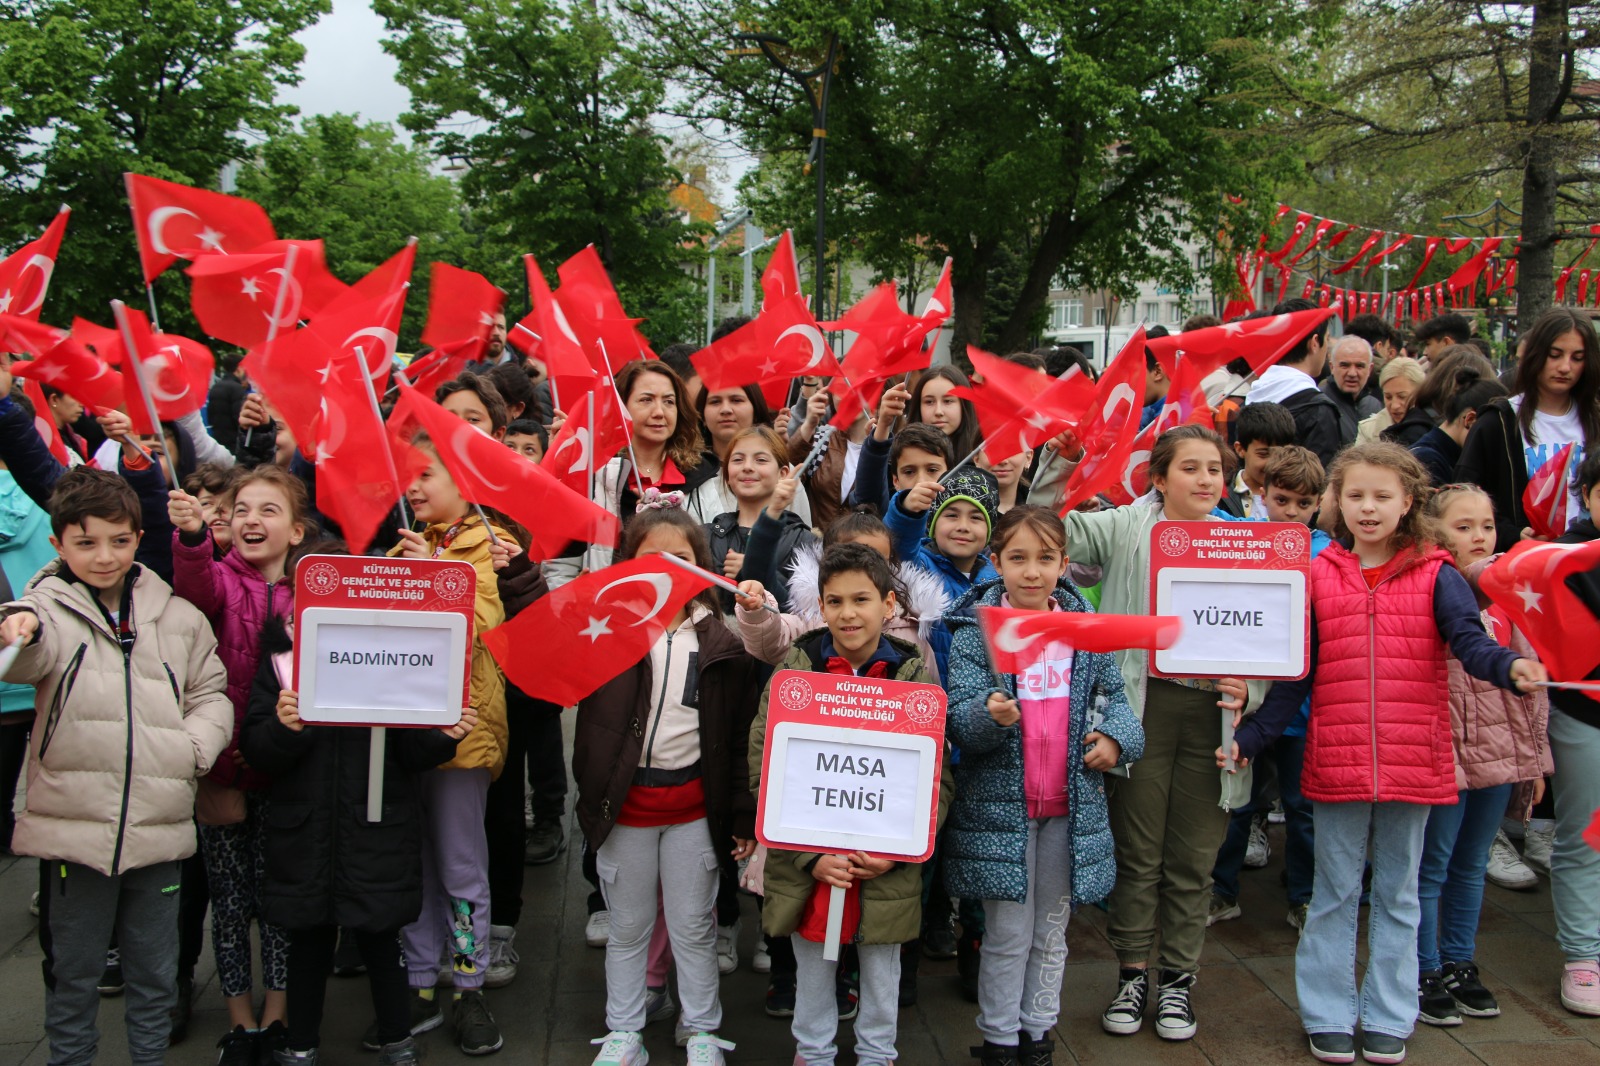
[1302,543,1458,805]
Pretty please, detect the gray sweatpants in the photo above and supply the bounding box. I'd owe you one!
[403,768,492,990]
[596,818,722,1034]
[793,937,900,1065]
[978,817,1073,1044]
[38,858,182,1066]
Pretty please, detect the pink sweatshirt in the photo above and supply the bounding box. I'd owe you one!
[1010,596,1073,819]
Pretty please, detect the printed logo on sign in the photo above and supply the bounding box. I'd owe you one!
[1273,528,1307,562]
[1158,526,1191,558]
[304,563,341,597]
[777,675,814,713]
[432,568,470,602]
[901,690,938,726]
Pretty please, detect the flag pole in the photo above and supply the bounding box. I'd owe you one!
[586,391,597,503]
[941,442,986,483]
[596,339,647,499]
[354,345,410,530]
[144,282,163,334]
[472,504,502,546]
[656,550,781,615]
[110,300,168,489]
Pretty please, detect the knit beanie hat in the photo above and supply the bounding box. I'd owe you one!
[927,468,1001,541]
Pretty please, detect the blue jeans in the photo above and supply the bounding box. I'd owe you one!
[1296,801,1430,1038]
[1549,708,1600,962]
[1417,784,1511,972]
[1212,734,1314,904]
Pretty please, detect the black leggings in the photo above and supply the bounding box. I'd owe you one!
[286,926,408,1051]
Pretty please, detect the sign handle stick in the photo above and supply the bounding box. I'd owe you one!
[367,726,386,823]
[656,550,781,614]
[110,299,168,489]
[821,884,847,962]
[1220,708,1236,774]
[940,442,985,484]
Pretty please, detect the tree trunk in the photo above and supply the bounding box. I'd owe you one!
[1516,0,1570,323]
[949,240,996,365]
[994,211,1075,354]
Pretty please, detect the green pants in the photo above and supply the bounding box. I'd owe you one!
[1105,679,1229,973]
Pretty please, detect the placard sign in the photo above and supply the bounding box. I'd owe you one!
[293,555,476,727]
[756,670,947,863]
[1148,521,1311,680]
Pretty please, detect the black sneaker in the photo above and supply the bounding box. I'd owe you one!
[924,913,958,959]
[765,974,796,1017]
[97,948,124,996]
[969,1040,1021,1066]
[361,991,444,1050]
[836,961,860,1021]
[1019,1033,1055,1066]
[168,976,193,1045]
[1441,961,1500,1017]
[1100,967,1148,1035]
[1359,1032,1406,1064]
[956,935,981,1003]
[1154,969,1197,1041]
[453,990,503,1056]
[1308,1032,1356,1064]
[525,819,566,865]
[1417,971,1462,1027]
[333,927,367,976]
[258,1020,289,1061]
[215,1025,256,1066]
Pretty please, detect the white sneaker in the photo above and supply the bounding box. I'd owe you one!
[1244,818,1270,869]
[715,920,739,975]
[752,940,771,973]
[1267,799,1286,825]
[484,924,518,988]
[684,1032,735,1065]
[644,985,675,1024]
[590,1030,648,1066]
[1485,830,1538,890]
[1524,824,1555,873]
[586,910,611,948]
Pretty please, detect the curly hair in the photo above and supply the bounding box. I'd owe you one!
[1326,442,1436,551]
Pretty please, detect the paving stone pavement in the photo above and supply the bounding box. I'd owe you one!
[1,816,1596,1064]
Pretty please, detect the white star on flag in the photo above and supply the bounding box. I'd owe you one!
[317,358,338,385]
[479,311,495,325]
[0,291,11,313]
[197,226,226,251]
[240,277,262,299]
[1025,411,1052,433]
[1515,583,1543,613]
[758,357,779,377]
[579,616,613,642]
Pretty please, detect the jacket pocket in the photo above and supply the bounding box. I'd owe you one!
[162,662,180,704]
[37,643,88,762]
[263,802,317,883]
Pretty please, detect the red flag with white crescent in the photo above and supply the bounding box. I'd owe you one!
[11,332,125,414]
[112,307,214,433]
[1524,443,1577,541]
[977,605,1182,674]
[19,375,72,465]
[185,240,347,348]
[540,388,630,496]
[1481,539,1600,682]
[953,346,1095,465]
[125,174,276,283]
[0,206,69,321]
[1057,328,1147,515]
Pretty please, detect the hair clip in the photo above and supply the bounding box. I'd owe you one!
[635,488,687,513]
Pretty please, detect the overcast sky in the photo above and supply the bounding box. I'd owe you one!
[276,0,413,134]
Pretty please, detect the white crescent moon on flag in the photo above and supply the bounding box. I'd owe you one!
[776,324,828,370]
[148,207,200,257]
[596,572,674,627]
[1103,383,1137,423]
[554,426,592,476]
[144,348,191,405]
[343,326,399,380]
[452,423,510,492]
[1122,448,1152,500]
[551,299,581,345]
[993,617,1042,655]
[314,389,349,459]
[265,267,304,328]
[15,254,54,315]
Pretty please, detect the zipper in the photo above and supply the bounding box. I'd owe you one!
[110,634,135,875]
[162,663,179,703]
[1367,583,1379,803]
[642,631,674,769]
[37,643,87,761]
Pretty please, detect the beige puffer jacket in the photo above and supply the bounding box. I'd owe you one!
[1,561,232,875]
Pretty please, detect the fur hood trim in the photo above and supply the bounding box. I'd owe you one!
[782,540,951,646]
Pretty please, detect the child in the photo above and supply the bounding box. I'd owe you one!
[504,418,548,464]
[239,569,473,1066]
[842,384,927,514]
[1056,424,1257,1042]
[182,462,242,556]
[168,464,309,1061]
[579,507,762,1066]
[1208,447,1328,932]
[0,468,231,1066]
[1228,402,1296,518]
[979,448,1033,515]
[1557,449,1600,543]
[705,426,818,613]
[1227,442,1546,1065]
[389,436,510,1055]
[943,506,1144,1066]
[1413,484,1551,1026]
[748,543,952,1066]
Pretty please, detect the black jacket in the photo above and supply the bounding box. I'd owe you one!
[239,619,460,931]
[706,508,818,613]
[206,375,247,456]
[1455,400,1531,553]
[1320,378,1382,447]
[1410,427,1462,487]
[1381,405,1436,449]
[1280,386,1344,471]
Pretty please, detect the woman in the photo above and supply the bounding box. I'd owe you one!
[1356,358,1424,443]
[909,366,982,467]
[1457,308,1600,550]
[688,384,811,524]
[705,426,818,613]
[1411,368,1508,487]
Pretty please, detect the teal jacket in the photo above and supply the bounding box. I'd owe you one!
[0,472,54,717]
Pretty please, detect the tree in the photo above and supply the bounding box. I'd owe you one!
[0,0,329,328]
[372,0,707,348]
[627,0,1320,353]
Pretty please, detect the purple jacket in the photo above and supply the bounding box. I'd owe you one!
[172,530,292,790]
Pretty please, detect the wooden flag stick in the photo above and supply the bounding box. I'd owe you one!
[367,727,386,823]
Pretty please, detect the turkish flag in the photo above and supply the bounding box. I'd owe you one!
[556,246,656,368]
[1524,443,1578,540]
[1100,355,1215,507]
[1146,307,1337,381]
[111,306,214,433]
[325,239,416,316]
[18,375,71,465]
[823,260,952,386]
[1102,418,1160,508]
[125,173,276,283]
[0,313,68,358]
[690,292,839,405]
[541,387,630,496]
[11,333,124,413]
[977,605,1182,673]
[1057,328,1148,515]
[760,229,805,307]
[71,318,122,363]
[297,285,407,393]
[0,206,69,320]
[421,263,505,365]
[1481,539,1600,682]
[511,254,596,395]
[185,240,346,348]
[954,346,1095,465]
[482,556,716,706]
[400,342,476,400]
[393,379,619,561]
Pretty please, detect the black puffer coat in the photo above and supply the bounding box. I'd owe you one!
[239,618,460,931]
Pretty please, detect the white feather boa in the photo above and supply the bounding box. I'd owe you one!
[782,540,951,647]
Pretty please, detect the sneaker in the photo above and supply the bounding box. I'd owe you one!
[526,819,566,865]
[752,940,771,973]
[1244,817,1271,869]
[1154,969,1197,1041]
[1019,1033,1055,1066]
[957,935,981,1003]
[216,1026,257,1066]
[715,920,739,975]
[590,1030,648,1065]
[684,1032,735,1064]
[1287,903,1309,933]
[586,910,611,948]
[969,1040,1022,1066]
[1308,1032,1356,1064]
[360,990,444,1050]
[644,985,675,1024]
[765,974,796,1017]
[523,793,535,830]
[97,948,123,996]
[375,1037,422,1065]
[28,891,38,918]
[1267,799,1286,825]
[259,1021,289,1061]
[1560,961,1600,1016]
[924,912,958,959]
[1100,967,1149,1035]
[453,990,504,1055]
[1485,830,1538,890]
[333,927,368,975]
[271,1050,320,1065]
[1416,972,1461,1026]
[1523,823,1554,872]
[1359,1032,1405,1063]
[836,963,859,1020]
[1441,961,1499,1017]
[169,976,194,1044]
[485,925,519,989]
[1207,894,1241,926]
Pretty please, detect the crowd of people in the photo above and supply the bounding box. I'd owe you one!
[0,294,1596,1066]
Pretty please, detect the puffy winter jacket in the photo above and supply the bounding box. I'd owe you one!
[706,508,817,614]
[0,561,232,875]
[941,580,1144,904]
[171,529,292,791]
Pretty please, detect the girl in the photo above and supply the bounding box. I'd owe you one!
[238,550,473,1066]
[1457,307,1600,549]
[909,366,982,468]
[389,437,510,1056]
[705,426,818,613]
[1411,368,1507,487]
[578,508,763,1066]
[167,465,308,1063]
[1228,443,1545,1065]
[1058,424,1258,1043]
[1355,358,1426,445]
[1412,484,1551,1027]
[183,463,241,556]
[980,448,1034,514]
[943,506,1144,1066]
[689,385,814,524]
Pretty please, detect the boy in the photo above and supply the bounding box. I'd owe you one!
[503,418,548,464]
[844,382,956,515]
[747,543,952,1066]
[1207,445,1326,932]
[1227,401,1296,519]
[0,468,232,1066]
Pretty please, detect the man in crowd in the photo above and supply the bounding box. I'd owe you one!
[1243,299,1342,468]
[1319,335,1382,446]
